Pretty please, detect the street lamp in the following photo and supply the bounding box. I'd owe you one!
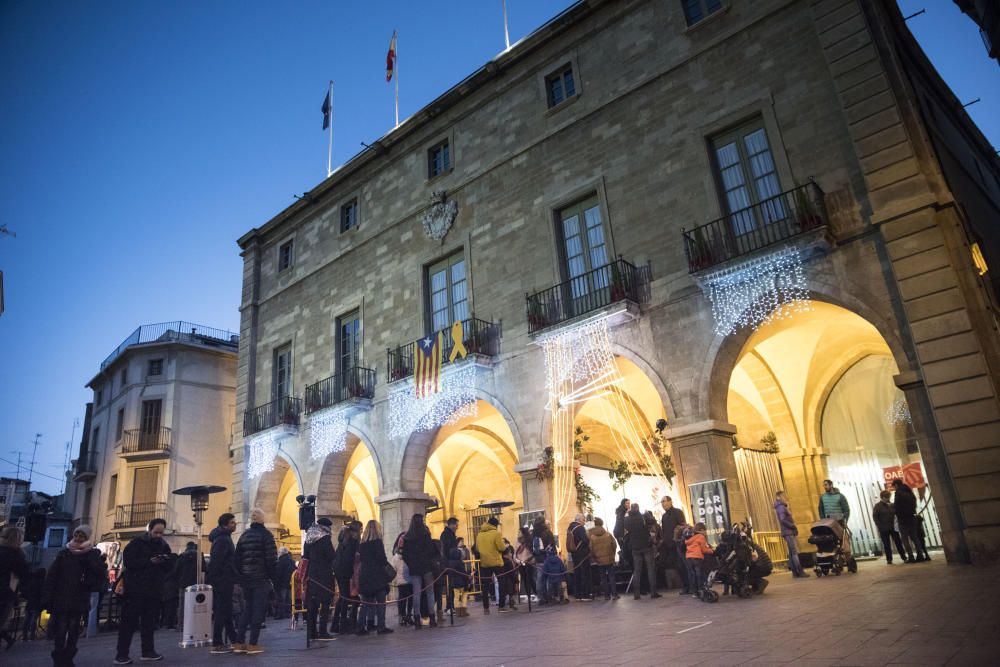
[172,484,226,649]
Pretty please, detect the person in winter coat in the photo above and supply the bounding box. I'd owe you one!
[448,537,472,617]
[18,566,45,641]
[588,517,618,600]
[540,547,567,602]
[115,517,172,664]
[302,518,336,641]
[530,518,555,604]
[566,513,592,600]
[273,547,296,620]
[207,513,239,654]
[439,518,459,614]
[159,551,179,630]
[172,541,204,628]
[892,480,928,562]
[332,522,361,634]
[475,516,508,613]
[43,525,106,667]
[818,479,851,522]
[685,522,714,598]
[659,496,688,591]
[773,491,807,577]
[624,504,660,600]
[0,525,29,650]
[390,533,412,626]
[401,514,438,628]
[872,490,908,564]
[356,520,394,636]
[748,542,773,593]
[514,526,536,605]
[234,508,277,655]
[613,499,632,569]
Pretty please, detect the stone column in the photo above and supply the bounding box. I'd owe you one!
[514,460,551,520]
[664,420,747,526]
[376,491,435,546]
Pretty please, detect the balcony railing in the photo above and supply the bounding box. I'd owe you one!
[114,502,167,530]
[305,367,376,413]
[386,317,502,383]
[526,258,644,334]
[243,396,303,437]
[121,427,171,455]
[101,321,239,371]
[682,182,828,273]
[74,451,100,479]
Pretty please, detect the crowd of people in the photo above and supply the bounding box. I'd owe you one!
[0,479,936,665]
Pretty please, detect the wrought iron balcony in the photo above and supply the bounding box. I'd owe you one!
[121,427,171,456]
[305,367,376,413]
[386,317,502,383]
[682,182,828,273]
[243,396,303,437]
[114,502,167,530]
[73,451,100,480]
[525,258,645,334]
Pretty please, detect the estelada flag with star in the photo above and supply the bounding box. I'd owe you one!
[414,331,443,398]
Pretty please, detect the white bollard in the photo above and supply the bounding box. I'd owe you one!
[180,584,213,648]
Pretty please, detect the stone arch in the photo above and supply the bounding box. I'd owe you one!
[250,450,303,526]
[398,388,525,495]
[315,423,386,517]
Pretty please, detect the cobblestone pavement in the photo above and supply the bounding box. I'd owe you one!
[9,556,1000,666]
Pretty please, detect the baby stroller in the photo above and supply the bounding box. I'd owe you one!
[701,524,754,603]
[807,518,857,576]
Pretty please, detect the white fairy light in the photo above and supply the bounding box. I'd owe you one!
[246,431,279,480]
[886,398,912,426]
[703,246,811,336]
[387,363,478,438]
[540,316,617,402]
[309,408,349,460]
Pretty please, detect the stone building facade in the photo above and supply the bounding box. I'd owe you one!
[73,322,238,552]
[234,0,1000,563]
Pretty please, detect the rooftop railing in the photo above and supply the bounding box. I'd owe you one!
[101,321,239,371]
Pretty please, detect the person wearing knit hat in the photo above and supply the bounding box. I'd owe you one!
[44,525,106,666]
[234,508,277,654]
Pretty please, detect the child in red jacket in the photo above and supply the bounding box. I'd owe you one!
[685,523,714,599]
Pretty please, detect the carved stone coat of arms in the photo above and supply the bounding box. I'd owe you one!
[421,190,458,243]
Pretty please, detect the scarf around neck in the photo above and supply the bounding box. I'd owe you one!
[65,540,93,555]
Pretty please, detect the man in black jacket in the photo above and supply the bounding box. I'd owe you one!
[625,504,661,600]
[439,517,459,614]
[115,518,172,664]
[302,518,336,640]
[567,514,592,600]
[234,508,277,655]
[872,491,908,564]
[659,496,688,591]
[207,513,238,653]
[332,521,361,634]
[892,480,927,563]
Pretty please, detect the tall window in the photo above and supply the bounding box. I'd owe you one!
[46,528,66,549]
[140,400,162,450]
[682,0,723,26]
[712,120,783,235]
[274,344,292,400]
[338,310,361,373]
[341,199,358,233]
[428,140,450,178]
[107,473,118,510]
[132,466,159,505]
[558,196,609,299]
[427,253,469,332]
[83,487,93,520]
[278,240,294,271]
[546,64,576,107]
[120,367,127,390]
[116,408,125,442]
[148,358,163,376]
[96,388,103,406]
[91,426,100,453]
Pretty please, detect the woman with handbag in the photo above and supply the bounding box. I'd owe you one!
[356,520,394,636]
[43,525,106,666]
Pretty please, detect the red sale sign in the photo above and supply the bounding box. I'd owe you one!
[882,462,926,489]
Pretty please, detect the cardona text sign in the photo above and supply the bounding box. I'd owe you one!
[688,478,731,542]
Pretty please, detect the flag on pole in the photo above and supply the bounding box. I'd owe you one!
[321,89,332,130]
[414,331,443,398]
[386,30,397,82]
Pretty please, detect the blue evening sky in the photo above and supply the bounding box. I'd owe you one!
[1,1,997,495]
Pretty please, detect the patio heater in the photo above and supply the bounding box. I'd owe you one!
[172,484,226,648]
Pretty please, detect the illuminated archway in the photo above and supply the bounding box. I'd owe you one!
[418,400,523,544]
[572,355,675,527]
[252,454,303,553]
[314,432,381,526]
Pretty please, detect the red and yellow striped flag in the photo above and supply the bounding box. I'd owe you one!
[414,331,442,398]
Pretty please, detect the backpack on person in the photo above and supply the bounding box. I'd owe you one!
[566,526,578,553]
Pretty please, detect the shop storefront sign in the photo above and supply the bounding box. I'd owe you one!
[882,462,926,490]
[687,478,731,542]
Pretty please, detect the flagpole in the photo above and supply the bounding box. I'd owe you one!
[502,0,511,50]
[327,80,334,177]
[394,31,400,128]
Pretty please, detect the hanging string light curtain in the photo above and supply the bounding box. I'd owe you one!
[246,431,279,480]
[704,246,811,336]
[309,408,349,460]
[387,363,477,438]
